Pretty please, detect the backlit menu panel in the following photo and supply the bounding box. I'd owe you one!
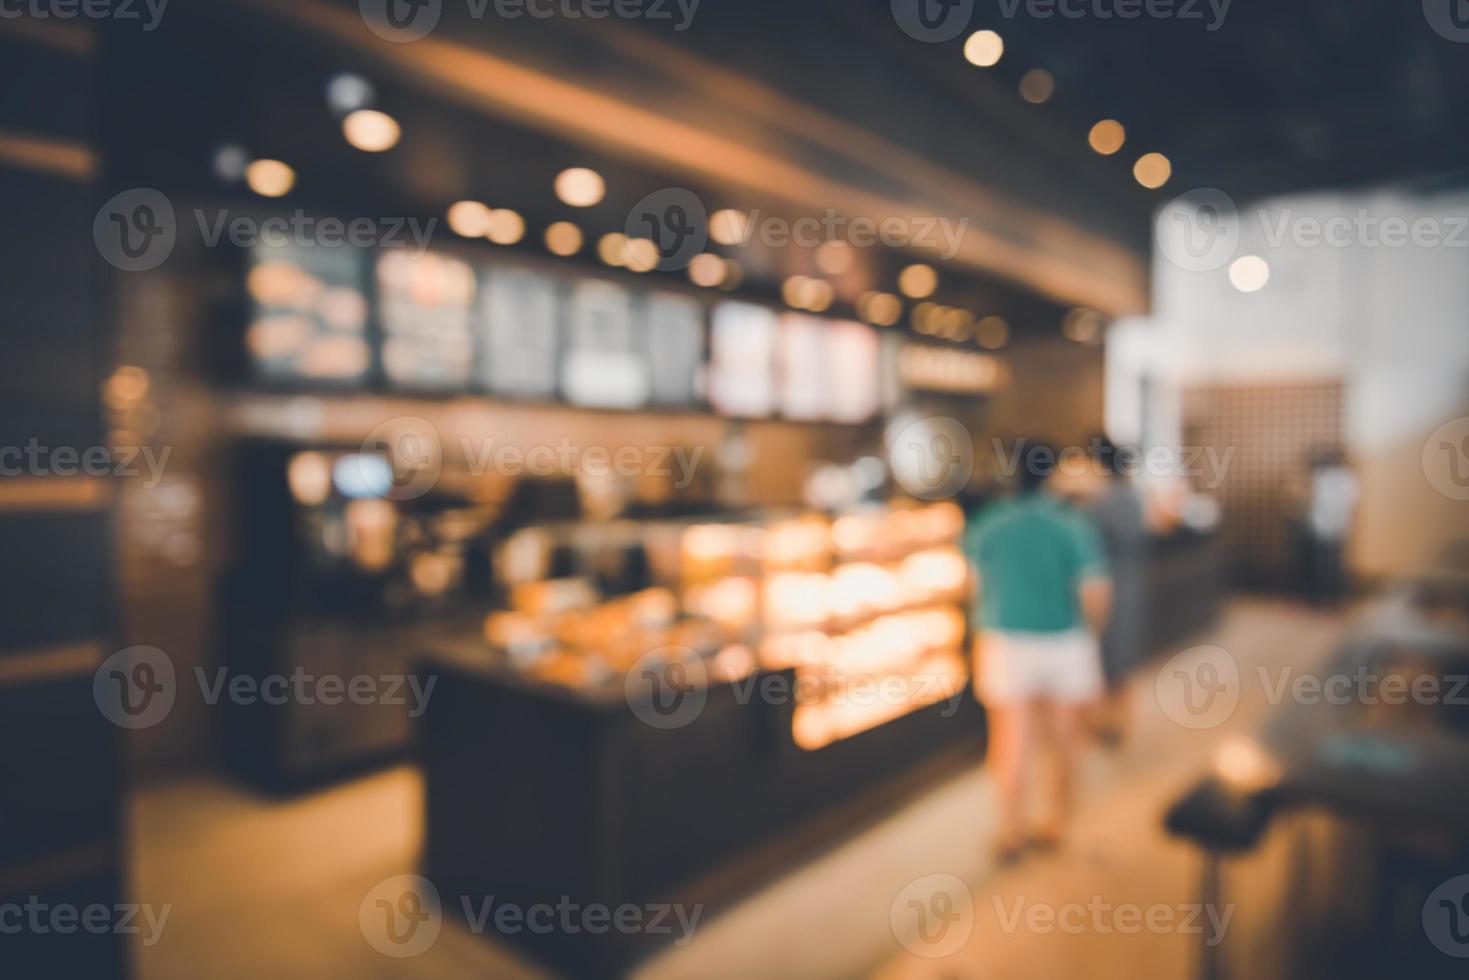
[377,250,476,392]
[709,301,777,418]
[643,291,704,407]
[561,279,649,408]
[477,266,560,399]
[245,242,371,385]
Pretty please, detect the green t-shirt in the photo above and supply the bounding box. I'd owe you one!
[964,492,1109,633]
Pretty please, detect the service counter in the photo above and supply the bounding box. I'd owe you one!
[418,636,983,976]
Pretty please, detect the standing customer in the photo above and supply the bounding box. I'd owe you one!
[965,440,1112,864]
[1086,437,1149,746]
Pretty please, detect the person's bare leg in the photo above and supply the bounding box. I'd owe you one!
[987,701,1032,855]
[1037,699,1085,845]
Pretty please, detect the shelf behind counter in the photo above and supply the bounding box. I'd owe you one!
[417,634,985,977]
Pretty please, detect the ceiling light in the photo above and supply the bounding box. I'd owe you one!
[245,159,295,198]
[898,263,938,299]
[1019,69,1055,104]
[447,200,491,237]
[1088,119,1126,155]
[1133,152,1172,189]
[1228,255,1270,292]
[342,109,400,152]
[964,30,1004,67]
[486,208,525,245]
[598,233,628,267]
[710,209,750,247]
[976,315,1009,349]
[688,253,726,288]
[544,221,583,256]
[554,167,605,208]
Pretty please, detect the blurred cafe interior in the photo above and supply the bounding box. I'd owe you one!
[3,1,1469,977]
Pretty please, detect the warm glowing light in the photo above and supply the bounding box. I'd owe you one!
[1019,69,1055,104]
[943,308,975,340]
[624,237,658,272]
[1213,735,1282,793]
[964,30,1004,67]
[688,253,726,288]
[863,291,902,327]
[912,302,938,334]
[1088,119,1126,155]
[544,221,583,256]
[898,263,938,299]
[1228,255,1270,292]
[245,159,295,198]
[805,279,833,312]
[342,109,400,152]
[1063,308,1104,343]
[554,167,605,208]
[782,275,810,308]
[288,452,332,506]
[598,232,628,267]
[1133,152,1172,189]
[447,200,491,237]
[709,209,750,246]
[976,315,1009,349]
[485,208,525,245]
[815,240,853,275]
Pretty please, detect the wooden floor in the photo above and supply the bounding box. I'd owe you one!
[128,598,1347,980]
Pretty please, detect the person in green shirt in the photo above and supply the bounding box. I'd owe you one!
[965,440,1112,864]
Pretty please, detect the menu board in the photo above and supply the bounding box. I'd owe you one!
[643,291,704,406]
[561,279,649,409]
[244,241,371,385]
[778,313,829,421]
[825,321,881,423]
[477,266,560,399]
[376,250,476,392]
[709,301,778,418]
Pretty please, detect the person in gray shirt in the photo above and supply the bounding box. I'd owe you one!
[1086,437,1149,746]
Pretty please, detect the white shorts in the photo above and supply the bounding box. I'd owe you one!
[975,629,1103,706]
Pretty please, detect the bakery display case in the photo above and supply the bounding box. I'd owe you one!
[419,500,984,975]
